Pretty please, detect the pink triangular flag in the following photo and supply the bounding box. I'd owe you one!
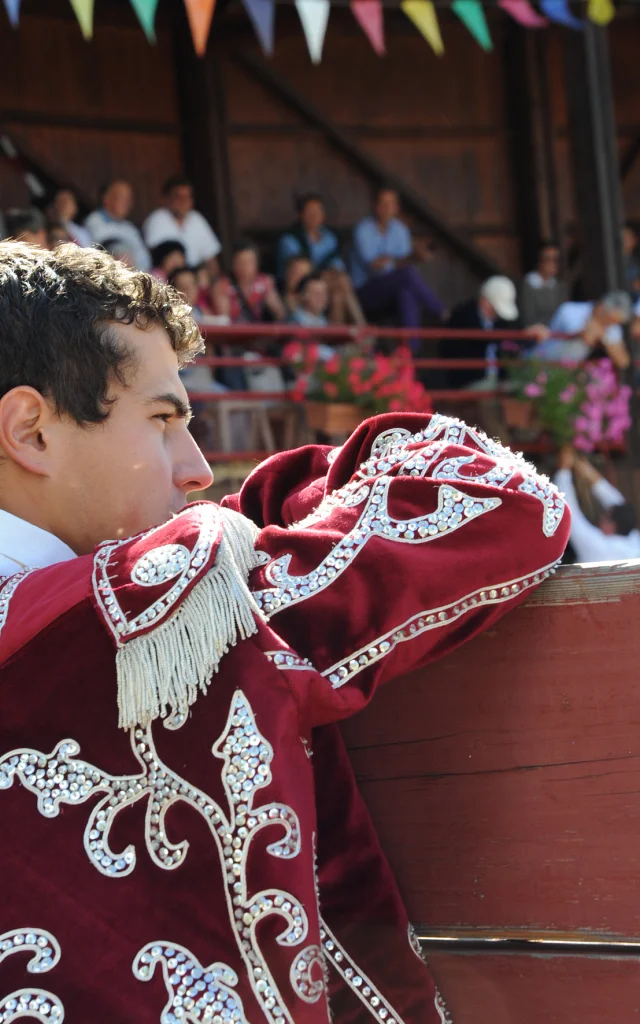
[183,0,216,56]
[499,0,548,26]
[3,0,21,26]
[351,0,385,55]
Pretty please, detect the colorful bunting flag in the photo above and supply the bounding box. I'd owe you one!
[295,0,330,63]
[351,0,385,56]
[452,0,492,50]
[183,0,217,56]
[242,0,275,55]
[587,0,614,24]
[2,0,20,27]
[69,0,94,39]
[539,0,583,27]
[129,0,159,41]
[401,0,443,55]
[498,0,548,27]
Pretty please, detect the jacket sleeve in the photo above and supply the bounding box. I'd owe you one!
[224,413,571,725]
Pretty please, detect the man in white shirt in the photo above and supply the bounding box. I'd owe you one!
[85,180,151,270]
[537,291,631,368]
[143,176,221,272]
[555,448,640,563]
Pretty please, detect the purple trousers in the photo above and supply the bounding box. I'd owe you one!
[356,265,444,328]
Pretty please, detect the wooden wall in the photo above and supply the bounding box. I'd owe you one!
[220,9,518,300]
[0,0,183,221]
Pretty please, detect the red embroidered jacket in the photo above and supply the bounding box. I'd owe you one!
[0,414,569,1023]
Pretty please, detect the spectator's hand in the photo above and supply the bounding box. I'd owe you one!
[371,256,390,272]
[582,318,604,347]
[558,444,575,470]
[529,324,550,343]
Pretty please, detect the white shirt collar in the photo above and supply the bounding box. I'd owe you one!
[0,509,77,575]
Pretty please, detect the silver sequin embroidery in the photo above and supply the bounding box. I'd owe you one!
[0,928,64,1023]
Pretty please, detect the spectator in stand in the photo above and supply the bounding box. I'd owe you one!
[150,240,186,282]
[212,240,285,324]
[47,222,72,248]
[537,292,631,369]
[555,447,640,562]
[282,255,313,317]
[167,267,204,318]
[622,222,640,297]
[520,241,568,327]
[46,189,92,247]
[351,185,445,334]
[85,180,150,270]
[290,272,330,328]
[100,237,136,269]
[143,176,221,276]
[277,193,364,325]
[5,208,47,247]
[446,276,521,390]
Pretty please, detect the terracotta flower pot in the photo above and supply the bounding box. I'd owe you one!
[500,397,535,430]
[304,401,364,435]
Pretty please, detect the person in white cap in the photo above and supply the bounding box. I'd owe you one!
[446,276,524,389]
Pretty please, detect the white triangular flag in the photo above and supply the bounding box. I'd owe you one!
[295,0,330,63]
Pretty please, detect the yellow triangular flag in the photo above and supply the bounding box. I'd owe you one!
[69,0,94,38]
[587,0,614,25]
[401,0,443,55]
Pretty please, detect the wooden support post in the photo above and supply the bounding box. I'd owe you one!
[563,24,625,295]
[172,10,236,262]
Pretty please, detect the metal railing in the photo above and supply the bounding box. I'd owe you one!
[190,323,626,464]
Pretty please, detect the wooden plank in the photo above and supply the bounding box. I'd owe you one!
[340,561,640,936]
[428,952,640,1024]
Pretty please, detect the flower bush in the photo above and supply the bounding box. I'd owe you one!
[507,356,631,450]
[283,342,432,415]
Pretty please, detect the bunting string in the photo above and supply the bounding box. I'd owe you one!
[0,0,620,60]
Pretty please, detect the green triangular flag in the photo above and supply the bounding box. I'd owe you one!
[130,0,159,41]
[452,0,492,50]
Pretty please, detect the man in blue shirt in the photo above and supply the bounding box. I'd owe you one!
[350,186,444,334]
[277,194,364,324]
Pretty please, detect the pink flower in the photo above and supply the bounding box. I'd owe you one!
[574,434,594,452]
[536,372,548,385]
[558,385,577,404]
[324,356,341,375]
[323,381,338,398]
[524,382,543,398]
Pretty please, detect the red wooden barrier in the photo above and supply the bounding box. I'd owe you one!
[339,561,640,1021]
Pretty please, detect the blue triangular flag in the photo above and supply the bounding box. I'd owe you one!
[539,0,583,27]
[3,0,21,26]
[242,0,275,54]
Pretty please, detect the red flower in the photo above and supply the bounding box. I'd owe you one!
[323,381,339,398]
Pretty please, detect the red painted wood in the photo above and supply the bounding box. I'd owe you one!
[428,953,640,1023]
[340,562,640,937]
